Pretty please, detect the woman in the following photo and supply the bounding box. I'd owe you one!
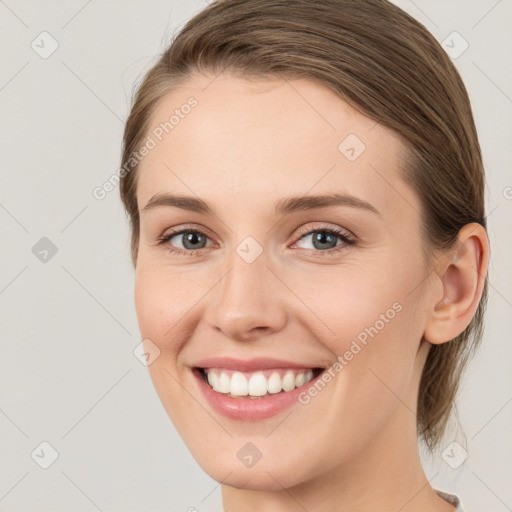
[119,0,489,510]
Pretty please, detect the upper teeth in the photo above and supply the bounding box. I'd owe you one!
[205,368,315,397]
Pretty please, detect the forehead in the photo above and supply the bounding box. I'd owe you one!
[136,72,417,220]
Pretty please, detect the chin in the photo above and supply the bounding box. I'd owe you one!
[207,462,306,492]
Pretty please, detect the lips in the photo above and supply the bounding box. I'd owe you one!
[191,357,326,419]
[194,356,323,372]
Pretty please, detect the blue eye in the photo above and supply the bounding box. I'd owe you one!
[294,227,354,252]
[157,229,212,256]
[156,224,355,257]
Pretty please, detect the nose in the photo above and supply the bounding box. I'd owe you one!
[203,251,287,342]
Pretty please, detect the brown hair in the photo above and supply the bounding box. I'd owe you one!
[120,0,488,450]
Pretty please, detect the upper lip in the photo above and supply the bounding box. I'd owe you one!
[194,357,324,372]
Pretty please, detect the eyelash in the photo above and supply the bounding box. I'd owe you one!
[155,224,356,257]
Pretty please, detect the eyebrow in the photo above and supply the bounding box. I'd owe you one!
[142,192,380,217]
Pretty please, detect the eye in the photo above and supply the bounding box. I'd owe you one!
[156,228,213,256]
[292,225,355,253]
[155,224,356,257]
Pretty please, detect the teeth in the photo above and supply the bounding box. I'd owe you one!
[267,372,282,394]
[205,368,317,397]
[218,372,231,393]
[282,370,296,391]
[207,371,217,389]
[230,372,249,396]
[248,372,267,396]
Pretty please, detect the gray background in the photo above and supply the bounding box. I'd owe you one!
[0,0,511,510]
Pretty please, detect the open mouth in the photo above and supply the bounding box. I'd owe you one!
[195,367,324,399]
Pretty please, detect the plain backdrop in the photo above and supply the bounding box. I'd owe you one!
[0,1,511,511]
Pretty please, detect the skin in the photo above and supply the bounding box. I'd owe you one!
[133,71,489,512]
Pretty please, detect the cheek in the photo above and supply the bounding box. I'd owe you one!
[134,261,201,353]
[134,267,166,340]
[285,256,423,354]
[284,256,425,414]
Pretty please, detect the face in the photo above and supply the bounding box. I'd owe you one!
[134,72,435,490]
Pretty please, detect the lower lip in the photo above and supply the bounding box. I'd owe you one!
[192,368,323,421]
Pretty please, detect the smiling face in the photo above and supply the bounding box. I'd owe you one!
[134,72,437,491]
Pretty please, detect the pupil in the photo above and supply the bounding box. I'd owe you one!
[183,232,205,250]
[314,232,336,250]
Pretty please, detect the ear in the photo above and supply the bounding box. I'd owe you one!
[423,223,490,345]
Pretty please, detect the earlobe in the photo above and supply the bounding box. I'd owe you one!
[424,223,489,345]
